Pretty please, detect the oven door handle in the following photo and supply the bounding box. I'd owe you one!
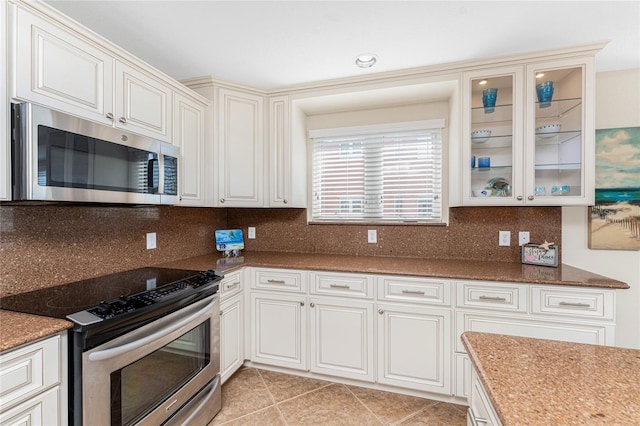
[88,298,215,362]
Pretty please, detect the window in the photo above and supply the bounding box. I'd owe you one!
[310,120,445,223]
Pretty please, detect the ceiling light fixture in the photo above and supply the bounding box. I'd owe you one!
[355,54,377,68]
[479,80,488,85]
[536,73,545,78]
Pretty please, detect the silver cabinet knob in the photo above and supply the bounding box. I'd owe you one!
[378,309,384,315]
[220,198,225,203]
[310,302,315,308]
[516,195,523,200]
[283,199,288,204]
[119,117,127,124]
[219,310,223,316]
[106,113,114,120]
[300,301,305,307]
[528,195,535,201]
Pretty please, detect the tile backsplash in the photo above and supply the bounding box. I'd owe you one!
[0,205,560,296]
[0,205,227,297]
[228,206,561,261]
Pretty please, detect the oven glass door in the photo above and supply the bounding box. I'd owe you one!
[38,125,178,195]
[110,323,210,426]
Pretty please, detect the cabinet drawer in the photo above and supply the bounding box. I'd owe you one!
[252,268,306,293]
[456,281,528,313]
[455,311,614,353]
[0,386,61,426]
[310,272,373,299]
[0,336,60,411]
[377,276,452,306]
[532,286,615,320]
[220,270,243,299]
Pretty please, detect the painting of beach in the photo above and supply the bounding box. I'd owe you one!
[589,127,640,250]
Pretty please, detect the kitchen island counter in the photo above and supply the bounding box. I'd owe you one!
[158,251,629,289]
[462,331,640,425]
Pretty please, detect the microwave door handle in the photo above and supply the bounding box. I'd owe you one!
[147,158,158,192]
[87,298,216,362]
[158,153,165,194]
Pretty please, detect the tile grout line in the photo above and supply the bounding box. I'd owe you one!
[255,368,290,425]
[390,400,440,426]
[344,384,386,425]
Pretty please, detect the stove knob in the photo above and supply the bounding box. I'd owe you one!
[96,301,112,316]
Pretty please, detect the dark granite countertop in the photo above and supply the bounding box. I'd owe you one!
[462,332,640,425]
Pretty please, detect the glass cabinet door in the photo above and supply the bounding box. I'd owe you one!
[463,67,524,204]
[526,59,594,205]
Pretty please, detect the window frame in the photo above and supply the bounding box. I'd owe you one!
[308,119,448,225]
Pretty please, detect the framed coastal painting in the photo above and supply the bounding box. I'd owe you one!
[588,127,640,250]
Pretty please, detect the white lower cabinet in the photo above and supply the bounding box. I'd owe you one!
[239,269,616,404]
[220,293,244,384]
[309,297,374,382]
[0,333,67,426]
[377,303,452,395]
[250,292,307,370]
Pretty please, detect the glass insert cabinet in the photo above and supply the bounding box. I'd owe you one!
[461,56,595,206]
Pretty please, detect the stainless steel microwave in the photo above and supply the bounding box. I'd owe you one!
[11,103,179,205]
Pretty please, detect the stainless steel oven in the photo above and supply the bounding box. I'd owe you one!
[82,295,220,426]
[0,267,222,426]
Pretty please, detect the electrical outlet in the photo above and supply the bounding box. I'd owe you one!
[519,231,530,246]
[368,229,377,244]
[499,231,511,246]
[146,232,157,250]
[248,227,256,239]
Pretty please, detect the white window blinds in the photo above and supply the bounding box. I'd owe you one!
[310,120,444,223]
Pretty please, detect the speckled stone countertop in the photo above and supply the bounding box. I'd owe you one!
[158,251,629,289]
[462,332,640,425]
[0,311,72,353]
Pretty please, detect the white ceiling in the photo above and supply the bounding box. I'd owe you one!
[44,1,640,91]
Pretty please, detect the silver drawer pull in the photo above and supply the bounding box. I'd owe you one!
[267,279,286,284]
[559,301,591,308]
[401,290,425,295]
[226,282,240,289]
[330,284,351,289]
[479,295,507,302]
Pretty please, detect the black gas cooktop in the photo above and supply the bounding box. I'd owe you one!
[0,267,220,324]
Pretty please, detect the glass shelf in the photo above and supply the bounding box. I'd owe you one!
[535,131,581,145]
[534,162,581,171]
[471,135,513,149]
[535,97,582,119]
[471,103,513,124]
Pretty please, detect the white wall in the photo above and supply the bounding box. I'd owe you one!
[562,69,640,349]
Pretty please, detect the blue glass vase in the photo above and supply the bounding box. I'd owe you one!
[536,81,554,108]
[482,88,498,113]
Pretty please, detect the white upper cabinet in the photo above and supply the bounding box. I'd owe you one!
[114,61,172,142]
[1,1,10,201]
[173,93,206,206]
[13,4,114,125]
[460,53,597,206]
[216,87,265,207]
[267,95,307,208]
[10,2,198,144]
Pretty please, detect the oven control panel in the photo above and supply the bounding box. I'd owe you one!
[67,270,221,325]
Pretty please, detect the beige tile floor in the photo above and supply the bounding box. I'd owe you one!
[209,367,467,425]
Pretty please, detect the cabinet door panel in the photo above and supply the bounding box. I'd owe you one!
[310,298,374,382]
[377,303,451,394]
[14,5,113,124]
[0,386,61,426]
[217,88,264,206]
[115,61,171,141]
[269,96,290,206]
[174,93,205,205]
[250,293,306,370]
[221,294,244,383]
